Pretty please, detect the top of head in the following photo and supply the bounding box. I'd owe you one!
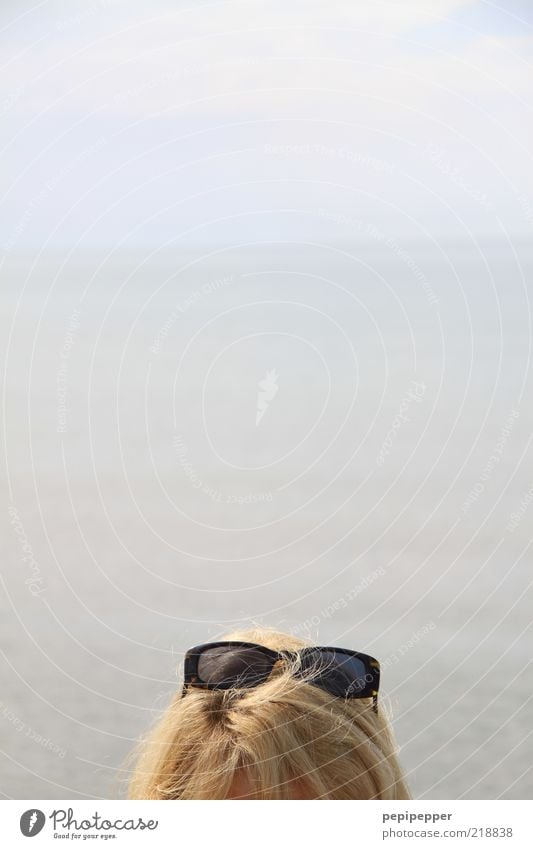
[128,627,409,800]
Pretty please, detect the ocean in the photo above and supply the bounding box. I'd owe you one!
[1,241,532,799]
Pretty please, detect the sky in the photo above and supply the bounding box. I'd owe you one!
[1,0,532,249]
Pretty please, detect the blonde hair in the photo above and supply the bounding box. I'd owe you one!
[128,628,411,799]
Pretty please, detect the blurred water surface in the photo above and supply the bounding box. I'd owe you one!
[1,241,532,799]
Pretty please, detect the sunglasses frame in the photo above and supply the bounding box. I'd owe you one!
[183,640,380,710]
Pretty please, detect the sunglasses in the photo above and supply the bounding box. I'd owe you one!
[182,641,380,712]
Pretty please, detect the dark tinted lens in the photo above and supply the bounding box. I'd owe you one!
[197,646,274,688]
[301,650,370,696]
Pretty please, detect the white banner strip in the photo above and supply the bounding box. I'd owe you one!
[1,800,530,848]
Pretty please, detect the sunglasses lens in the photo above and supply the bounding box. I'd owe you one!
[197,646,274,688]
[301,650,370,697]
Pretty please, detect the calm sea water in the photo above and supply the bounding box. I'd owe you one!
[1,242,532,799]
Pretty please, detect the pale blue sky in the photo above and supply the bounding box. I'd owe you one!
[1,0,532,248]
